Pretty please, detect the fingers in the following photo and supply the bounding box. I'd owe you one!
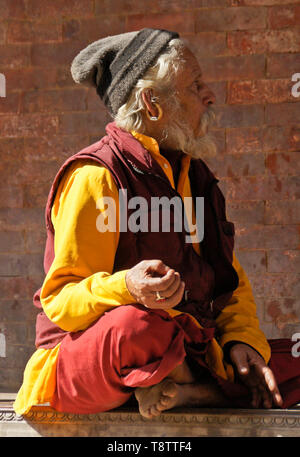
[151,280,185,309]
[258,366,283,407]
[247,362,283,408]
[230,345,250,377]
[126,260,186,310]
[157,271,181,298]
[230,344,283,409]
[146,268,177,290]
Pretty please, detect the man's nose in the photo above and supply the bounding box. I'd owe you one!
[203,89,216,106]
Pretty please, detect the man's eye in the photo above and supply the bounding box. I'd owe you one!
[194,81,203,90]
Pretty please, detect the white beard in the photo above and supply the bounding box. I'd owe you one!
[160,105,217,159]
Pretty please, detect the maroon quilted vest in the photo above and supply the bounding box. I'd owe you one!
[34,122,239,349]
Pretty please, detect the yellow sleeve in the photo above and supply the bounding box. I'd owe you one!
[40,159,136,333]
[215,251,271,364]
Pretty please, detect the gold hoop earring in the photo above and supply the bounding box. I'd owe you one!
[146,102,163,121]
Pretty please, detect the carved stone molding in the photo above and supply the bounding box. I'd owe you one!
[1,406,300,428]
[1,406,300,437]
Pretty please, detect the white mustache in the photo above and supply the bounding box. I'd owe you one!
[199,106,216,133]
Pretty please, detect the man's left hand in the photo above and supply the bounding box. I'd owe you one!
[229,343,283,409]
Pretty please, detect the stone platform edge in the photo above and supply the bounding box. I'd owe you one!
[1,394,300,437]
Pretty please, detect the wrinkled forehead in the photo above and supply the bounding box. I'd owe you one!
[176,46,203,84]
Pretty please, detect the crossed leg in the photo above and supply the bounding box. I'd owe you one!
[134,358,230,419]
[51,304,230,415]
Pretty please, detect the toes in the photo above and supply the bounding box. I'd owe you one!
[149,404,161,417]
[157,395,171,410]
[162,380,177,398]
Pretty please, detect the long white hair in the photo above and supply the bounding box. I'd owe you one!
[114,38,217,158]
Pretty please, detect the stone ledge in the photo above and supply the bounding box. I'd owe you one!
[1,395,300,437]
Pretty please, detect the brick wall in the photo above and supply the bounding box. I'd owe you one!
[0,0,299,392]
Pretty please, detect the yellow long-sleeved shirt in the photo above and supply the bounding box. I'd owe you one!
[14,131,270,415]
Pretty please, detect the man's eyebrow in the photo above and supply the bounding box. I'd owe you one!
[193,71,203,79]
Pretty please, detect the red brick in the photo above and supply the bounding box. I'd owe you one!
[0,114,58,138]
[27,320,37,345]
[0,184,23,208]
[0,44,31,68]
[228,79,295,105]
[267,176,299,200]
[0,298,40,324]
[0,92,20,113]
[214,104,264,128]
[263,273,300,298]
[265,200,300,225]
[262,125,300,152]
[265,297,298,318]
[265,151,300,176]
[126,12,195,34]
[0,231,25,252]
[18,160,59,186]
[269,5,300,28]
[0,252,44,276]
[0,344,35,369]
[247,273,265,297]
[0,143,60,186]
[23,181,51,208]
[95,0,205,14]
[195,7,266,32]
[267,53,300,78]
[59,111,111,136]
[199,0,229,4]
[199,55,265,82]
[0,0,26,19]
[4,322,27,345]
[264,297,300,332]
[209,82,227,105]
[226,176,299,201]
[31,41,87,67]
[235,225,299,250]
[226,127,263,154]
[25,230,47,253]
[0,208,44,230]
[7,20,61,43]
[227,201,265,224]
[268,250,300,274]
[204,152,265,178]
[0,67,74,92]
[26,0,94,18]
[265,102,300,124]
[86,87,109,111]
[62,16,125,42]
[208,129,226,155]
[0,21,6,43]
[96,0,229,14]
[0,276,41,300]
[0,367,24,391]
[235,249,267,274]
[21,88,86,113]
[23,135,90,162]
[231,0,300,5]
[0,137,24,155]
[228,29,300,55]
[183,33,227,58]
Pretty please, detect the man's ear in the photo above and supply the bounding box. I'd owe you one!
[142,89,159,118]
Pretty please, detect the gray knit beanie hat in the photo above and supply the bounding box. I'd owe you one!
[71,28,179,116]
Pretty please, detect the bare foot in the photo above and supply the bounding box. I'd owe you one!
[135,379,231,419]
[134,378,182,419]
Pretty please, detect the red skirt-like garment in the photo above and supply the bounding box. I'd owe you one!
[50,304,300,414]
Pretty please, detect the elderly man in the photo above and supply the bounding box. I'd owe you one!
[14,28,300,419]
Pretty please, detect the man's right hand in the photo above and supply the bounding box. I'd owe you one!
[125,259,185,310]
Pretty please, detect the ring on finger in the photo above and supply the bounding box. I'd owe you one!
[155,291,166,301]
